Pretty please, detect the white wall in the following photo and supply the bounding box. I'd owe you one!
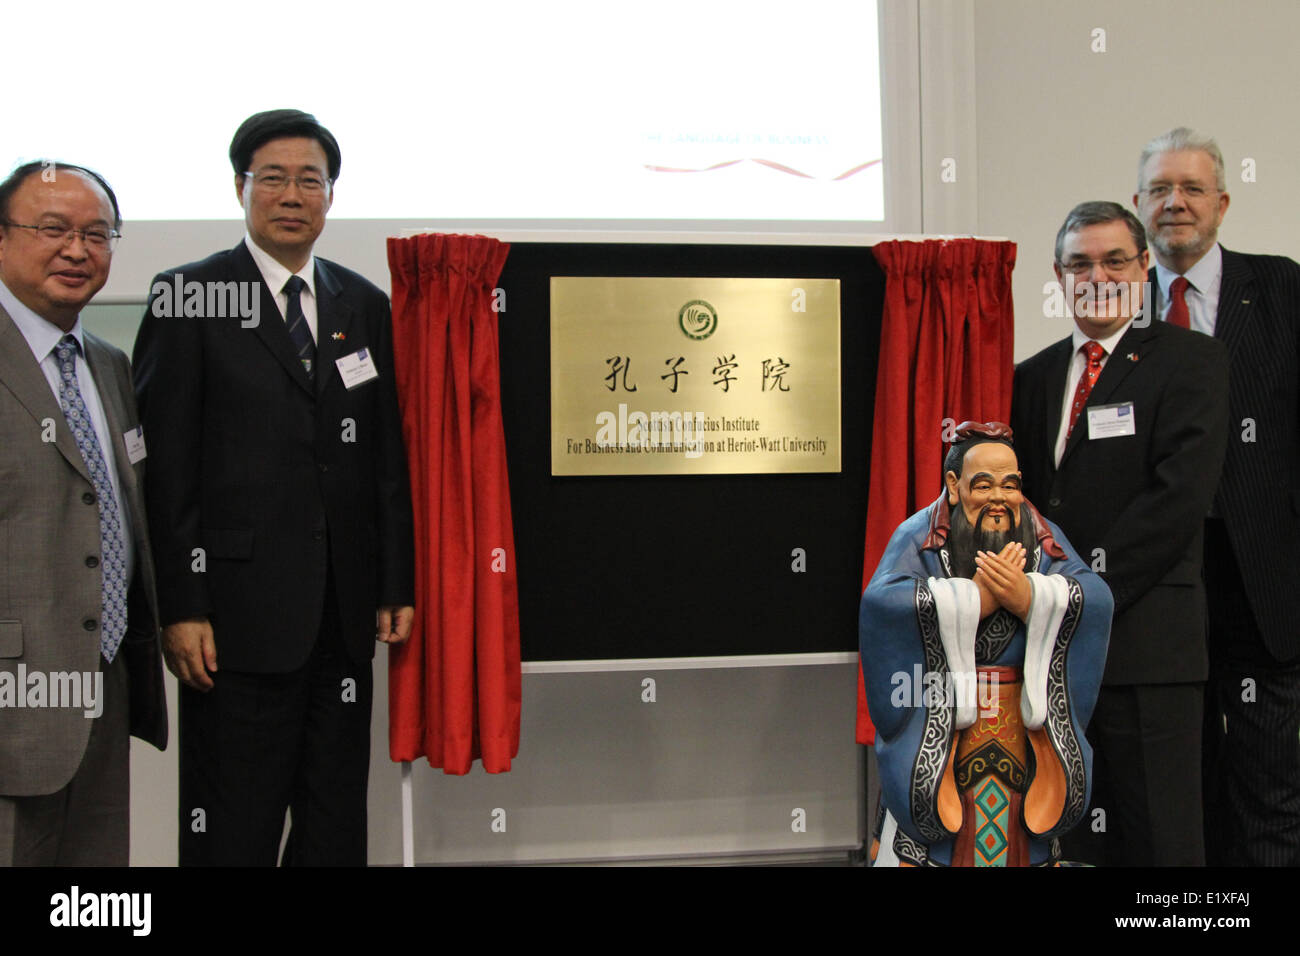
[972,0,1300,360]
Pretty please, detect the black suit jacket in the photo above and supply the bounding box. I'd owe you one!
[1011,317,1229,686]
[132,242,415,672]
[1150,248,1300,662]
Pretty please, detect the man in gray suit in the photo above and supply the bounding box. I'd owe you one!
[0,161,166,865]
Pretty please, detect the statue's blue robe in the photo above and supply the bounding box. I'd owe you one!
[860,497,1113,866]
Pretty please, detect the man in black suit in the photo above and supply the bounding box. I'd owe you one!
[134,110,415,865]
[1010,201,1229,865]
[1135,127,1300,866]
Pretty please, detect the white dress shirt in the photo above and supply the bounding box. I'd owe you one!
[1053,317,1135,467]
[1154,242,1222,336]
[244,234,319,343]
[0,278,134,584]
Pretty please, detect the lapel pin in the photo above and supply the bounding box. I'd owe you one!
[1127,352,1139,362]
[1242,299,1251,305]
[331,332,346,341]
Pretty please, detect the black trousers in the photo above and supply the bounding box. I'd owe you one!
[178,581,373,866]
[1061,681,1205,866]
[1203,518,1300,866]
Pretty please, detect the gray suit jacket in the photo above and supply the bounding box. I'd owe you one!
[0,304,166,797]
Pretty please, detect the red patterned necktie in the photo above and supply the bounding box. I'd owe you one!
[1066,341,1106,440]
[1167,275,1190,328]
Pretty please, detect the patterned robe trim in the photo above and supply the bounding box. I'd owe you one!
[954,740,1029,791]
[910,581,957,843]
[976,608,1016,663]
[877,809,940,867]
[893,820,938,866]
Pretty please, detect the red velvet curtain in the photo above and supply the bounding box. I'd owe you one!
[856,238,1017,744]
[386,234,521,774]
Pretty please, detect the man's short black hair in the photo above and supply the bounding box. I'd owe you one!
[1054,200,1147,264]
[0,161,121,231]
[229,109,342,183]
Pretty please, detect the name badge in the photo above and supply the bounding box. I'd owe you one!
[1087,401,1136,440]
[123,425,147,464]
[335,348,379,390]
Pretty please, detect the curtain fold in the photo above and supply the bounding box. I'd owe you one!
[857,238,1017,744]
[386,234,521,774]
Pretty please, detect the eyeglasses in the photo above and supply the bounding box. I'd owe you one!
[2,221,120,252]
[1139,182,1216,201]
[243,171,329,194]
[1057,253,1143,276]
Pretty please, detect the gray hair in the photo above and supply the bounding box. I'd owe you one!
[1054,201,1147,264]
[1137,127,1226,192]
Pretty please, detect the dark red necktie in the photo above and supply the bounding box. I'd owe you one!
[1167,275,1190,329]
[1066,341,1106,439]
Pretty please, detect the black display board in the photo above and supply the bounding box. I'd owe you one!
[497,243,885,660]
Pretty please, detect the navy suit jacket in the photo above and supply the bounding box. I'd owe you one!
[132,242,415,672]
[1011,317,1229,685]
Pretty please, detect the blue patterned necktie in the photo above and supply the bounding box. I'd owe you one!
[283,275,315,378]
[54,335,127,662]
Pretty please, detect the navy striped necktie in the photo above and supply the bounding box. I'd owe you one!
[283,275,316,378]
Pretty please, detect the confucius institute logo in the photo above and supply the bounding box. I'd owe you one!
[678,299,718,340]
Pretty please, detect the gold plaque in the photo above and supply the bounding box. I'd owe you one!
[551,277,841,476]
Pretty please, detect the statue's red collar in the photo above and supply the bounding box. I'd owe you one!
[921,492,1066,560]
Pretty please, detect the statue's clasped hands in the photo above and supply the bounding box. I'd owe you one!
[974,542,1033,620]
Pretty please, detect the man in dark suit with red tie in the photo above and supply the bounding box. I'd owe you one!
[1135,127,1300,866]
[1011,201,1229,865]
[133,110,415,865]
